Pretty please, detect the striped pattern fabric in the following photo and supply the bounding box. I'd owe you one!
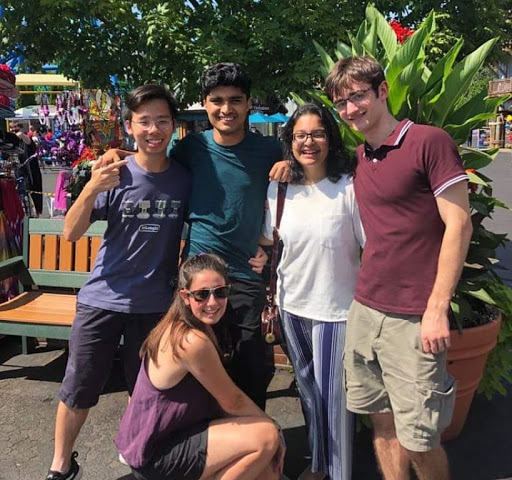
[281,310,353,480]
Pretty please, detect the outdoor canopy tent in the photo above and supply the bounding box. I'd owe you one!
[267,112,289,123]
[248,112,270,123]
[15,74,79,87]
[249,112,289,123]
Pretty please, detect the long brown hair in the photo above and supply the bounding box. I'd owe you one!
[140,253,229,364]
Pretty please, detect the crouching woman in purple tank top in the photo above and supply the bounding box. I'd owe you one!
[115,253,284,480]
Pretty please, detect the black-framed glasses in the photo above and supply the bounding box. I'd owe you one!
[333,88,372,111]
[292,130,328,143]
[186,285,231,302]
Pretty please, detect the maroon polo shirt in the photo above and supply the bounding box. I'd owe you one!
[354,119,467,315]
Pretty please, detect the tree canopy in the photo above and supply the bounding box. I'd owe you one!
[0,0,510,104]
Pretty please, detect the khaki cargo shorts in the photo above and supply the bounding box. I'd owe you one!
[344,300,456,452]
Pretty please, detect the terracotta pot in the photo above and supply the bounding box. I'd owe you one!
[442,313,502,441]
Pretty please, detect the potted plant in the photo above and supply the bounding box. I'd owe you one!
[295,4,512,440]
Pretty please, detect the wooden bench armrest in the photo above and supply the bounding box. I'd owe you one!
[0,256,36,288]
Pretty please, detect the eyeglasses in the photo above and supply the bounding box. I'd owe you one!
[292,130,327,143]
[333,88,372,111]
[131,119,174,131]
[186,285,231,302]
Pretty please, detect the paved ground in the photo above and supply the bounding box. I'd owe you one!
[0,339,511,480]
[0,151,509,479]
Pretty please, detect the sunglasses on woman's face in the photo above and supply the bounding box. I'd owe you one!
[186,285,231,302]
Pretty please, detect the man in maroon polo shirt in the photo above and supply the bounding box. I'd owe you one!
[325,56,472,480]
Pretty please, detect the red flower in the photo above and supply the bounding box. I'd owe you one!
[71,147,96,168]
[389,19,415,44]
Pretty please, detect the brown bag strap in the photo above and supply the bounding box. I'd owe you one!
[268,182,287,302]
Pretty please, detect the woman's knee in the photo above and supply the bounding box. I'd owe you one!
[248,420,280,460]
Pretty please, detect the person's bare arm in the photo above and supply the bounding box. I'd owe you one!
[269,160,290,182]
[421,181,473,354]
[259,235,273,247]
[63,159,128,242]
[181,331,268,418]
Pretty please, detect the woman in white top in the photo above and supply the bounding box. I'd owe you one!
[261,103,365,480]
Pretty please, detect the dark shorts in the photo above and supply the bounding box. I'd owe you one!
[58,303,164,409]
[131,421,209,480]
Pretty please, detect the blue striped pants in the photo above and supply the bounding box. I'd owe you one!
[281,310,353,480]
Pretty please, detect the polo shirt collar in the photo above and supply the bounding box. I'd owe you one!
[364,118,414,159]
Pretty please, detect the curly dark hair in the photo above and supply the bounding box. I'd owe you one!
[282,103,356,183]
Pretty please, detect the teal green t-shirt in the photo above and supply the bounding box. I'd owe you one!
[171,130,282,280]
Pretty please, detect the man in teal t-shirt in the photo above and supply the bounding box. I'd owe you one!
[104,63,287,408]
[171,63,285,408]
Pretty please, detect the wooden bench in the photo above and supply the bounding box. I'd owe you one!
[0,217,107,353]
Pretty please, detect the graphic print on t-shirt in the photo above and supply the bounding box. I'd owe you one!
[121,199,183,225]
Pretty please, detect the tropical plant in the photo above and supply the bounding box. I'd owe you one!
[293,4,512,398]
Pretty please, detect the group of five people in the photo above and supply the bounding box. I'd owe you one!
[45,56,472,480]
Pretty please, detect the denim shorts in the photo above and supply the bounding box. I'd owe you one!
[131,421,209,480]
[344,300,456,451]
[58,303,164,409]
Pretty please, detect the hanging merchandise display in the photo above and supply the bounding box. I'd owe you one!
[0,64,18,118]
[83,89,124,151]
[0,66,25,302]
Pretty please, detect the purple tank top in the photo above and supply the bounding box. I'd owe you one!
[115,356,222,468]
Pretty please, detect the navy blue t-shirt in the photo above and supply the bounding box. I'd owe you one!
[78,156,192,313]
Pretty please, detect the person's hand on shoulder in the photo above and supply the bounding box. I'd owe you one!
[269,160,291,182]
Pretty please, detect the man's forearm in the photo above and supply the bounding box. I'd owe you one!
[63,184,97,242]
[427,218,472,312]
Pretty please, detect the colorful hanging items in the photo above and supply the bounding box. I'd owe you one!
[36,128,86,168]
[0,64,18,118]
[54,91,88,130]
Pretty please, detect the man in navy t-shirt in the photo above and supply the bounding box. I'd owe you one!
[45,84,191,480]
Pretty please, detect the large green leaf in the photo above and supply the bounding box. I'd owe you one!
[313,40,335,78]
[388,59,424,118]
[460,148,498,170]
[385,11,435,89]
[335,41,352,60]
[420,39,464,122]
[444,113,499,145]
[361,19,378,57]
[458,281,497,305]
[466,170,488,186]
[365,4,397,61]
[348,31,364,56]
[431,38,499,127]
[445,90,509,135]
[460,147,499,170]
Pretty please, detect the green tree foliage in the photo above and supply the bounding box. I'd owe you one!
[0,0,366,104]
[0,1,510,104]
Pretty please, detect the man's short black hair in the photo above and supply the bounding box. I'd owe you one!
[123,83,178,121]
[201,63,251,100]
